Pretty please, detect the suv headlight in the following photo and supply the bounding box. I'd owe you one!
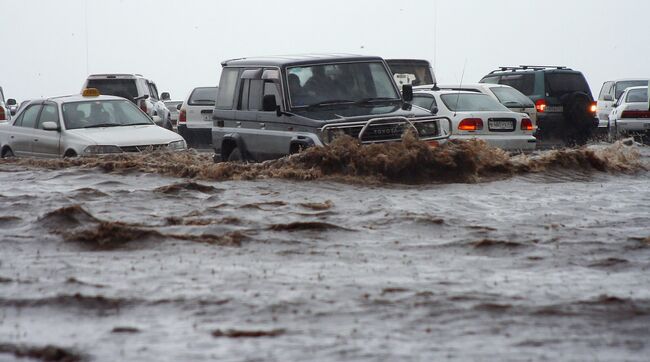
[414,121,439,138]
[168,140,187,150]
[84,145,123,155]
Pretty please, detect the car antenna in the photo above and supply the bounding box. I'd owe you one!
[454,58,468,117]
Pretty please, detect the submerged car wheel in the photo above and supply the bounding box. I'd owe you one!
[227,148,243,162]
[1,147,14,158]
[64,150,77,158]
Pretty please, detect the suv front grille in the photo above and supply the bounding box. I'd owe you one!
[120,144,167,153]
[322,117,440,144]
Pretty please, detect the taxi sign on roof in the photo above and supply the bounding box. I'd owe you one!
[82,88,100,97]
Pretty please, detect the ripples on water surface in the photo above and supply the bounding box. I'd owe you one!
[0,138,649,361]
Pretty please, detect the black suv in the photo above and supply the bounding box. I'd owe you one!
[211,54,450,162]
[480,66,598,144]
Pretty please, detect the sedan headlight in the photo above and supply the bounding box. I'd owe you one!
[168,140,187,150]
[414,121,439,138]
[84,145,123,155]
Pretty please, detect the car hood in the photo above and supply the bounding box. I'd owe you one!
[291,103,432,123]
[66,125,183,146]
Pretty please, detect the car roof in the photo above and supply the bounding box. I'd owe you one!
[608,78,650,83]
[386,59,432,65]
[87,74,145,79]
[32,94,131,104]
[221,54,384,67]
[624,86,648,92]
[486,66,582,76]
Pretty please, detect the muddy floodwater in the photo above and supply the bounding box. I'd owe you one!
[0,139,649,361]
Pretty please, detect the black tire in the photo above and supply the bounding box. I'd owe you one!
[1,147,14,158]
[227,148,243,162]
[64,150,77,158]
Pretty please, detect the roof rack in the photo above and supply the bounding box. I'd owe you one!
[489,65,571,74]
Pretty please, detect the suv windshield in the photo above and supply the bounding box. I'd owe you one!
[62,100,153,130]
[441,93,509,112]
[545,73,591,98]
[616,81,649,99]
[189,87,219,106]
[490,87,534,107]
[86,79,139,101]
[626,88,648,103]
[287,62,400,108]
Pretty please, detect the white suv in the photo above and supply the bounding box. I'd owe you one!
[82,74,173,130]
[596,79,649,129]
[178,86,218,148]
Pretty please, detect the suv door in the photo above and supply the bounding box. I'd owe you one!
[32,102,62,158]
[255,74,289,160]
[233,69,265,160]
[10,103,42,156]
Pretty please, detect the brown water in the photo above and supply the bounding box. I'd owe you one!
[0,138,649,361]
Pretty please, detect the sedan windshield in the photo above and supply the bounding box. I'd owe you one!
[287,62,400,108]
[441,93,510,112]
[626,88,648,103]
[62,100,154,130]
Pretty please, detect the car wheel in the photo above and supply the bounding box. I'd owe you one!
[227,148,243,162]
[1,147,15,158]
[64,150,77,158]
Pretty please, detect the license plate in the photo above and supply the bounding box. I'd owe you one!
[546,106,564,113]
[489,120,514,130]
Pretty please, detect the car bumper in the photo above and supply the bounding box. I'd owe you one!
[450,134,537,151]
[178,125,212,148]
[616,120,650,133]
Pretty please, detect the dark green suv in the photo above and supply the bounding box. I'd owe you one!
[480,66,598,145]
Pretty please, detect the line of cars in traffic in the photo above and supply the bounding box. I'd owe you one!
[1,54,648,161]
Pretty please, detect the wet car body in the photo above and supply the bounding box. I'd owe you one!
[178,86,219,148]
[608,86,650,142]
[211,54,451,162]
[0,93,186,158]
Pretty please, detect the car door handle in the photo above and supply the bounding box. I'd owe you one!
[34,139,39,142]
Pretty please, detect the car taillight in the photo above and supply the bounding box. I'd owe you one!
[178,109,187,124]
[458,118,483,131]
[621,110,650,119]
[589,101,597,114]
[521,118,533,131]
[0,106,5,121]
[139,100,148,113]
[535,99,547,113]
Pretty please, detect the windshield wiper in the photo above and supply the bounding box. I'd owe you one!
[355,97,400,105]
[305,99,355,109]
[127,122,154,126]
[84,123,121,128]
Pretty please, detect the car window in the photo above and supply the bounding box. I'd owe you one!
[498,74,535,96]
[36,104,60,129]
[189,87,218,106]
[480,76,500,84]
[545,73,591,98]
[86,79,139,100]
[245,80,262,111]
[615,81,649,99]
[386,60,435,86]
[490,87,534,107]
[598,82,613,100]
[412,95,437,110]
[16,104,41,128]
[626,88,648,103]
[62,100,153,130]
[440,93,509,112]
[148,82,159,100]
[262,81,281,111]
[216,68,240,110]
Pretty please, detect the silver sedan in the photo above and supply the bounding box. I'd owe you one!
[0,91,186,158]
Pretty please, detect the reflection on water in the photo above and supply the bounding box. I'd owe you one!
[0,139,649,361]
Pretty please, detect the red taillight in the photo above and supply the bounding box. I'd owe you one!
[521,118,533,131]
[589,102,597,114]
[178,109,187,124]
[458,118,483,131]
[621,110,650,119]
[535,99,547,113]
[0,106,5,121]
[139,100,148,113]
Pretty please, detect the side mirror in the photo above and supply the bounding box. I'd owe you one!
[402,84,413,102]
[263,94,278,112]
[6,98,17,106]
[41,122,59,131]
[431,106,439,114]
[152,115,162,125]
[161,92,171,101]
[134,94,150,101]
[176,104,182,111]
[603,95,613,102]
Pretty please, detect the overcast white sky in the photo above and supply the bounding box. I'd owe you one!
[2,0,649,101]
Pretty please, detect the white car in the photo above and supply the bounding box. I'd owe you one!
[0,89,186,158]
[431,83,537,124]
[607,86,650,142]
[82,74,174,130]
[178,86,218,148]
[0,86,10,122]
[596,78,649,128]
[412,89,536,151]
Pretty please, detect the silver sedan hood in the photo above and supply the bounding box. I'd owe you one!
[66,125,183,146]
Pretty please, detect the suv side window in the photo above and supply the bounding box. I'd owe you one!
[262,81,280,111]
[216,68,241,110]
[36,104,60,129]
[16,104,42,128]
[248,80,263,111]
[147,82,159,100]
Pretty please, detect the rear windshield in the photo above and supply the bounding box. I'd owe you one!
[189,87,218,106]
[626,88,648,103]
[545,73,591,98]
[490,87,534,107]
[441,93,509,112]
[86,79,138,101]
[497,74,535,96]
[616,81,649,99]
[386,60,435,86]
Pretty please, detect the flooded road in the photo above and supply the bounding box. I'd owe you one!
[0,139,649,361]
